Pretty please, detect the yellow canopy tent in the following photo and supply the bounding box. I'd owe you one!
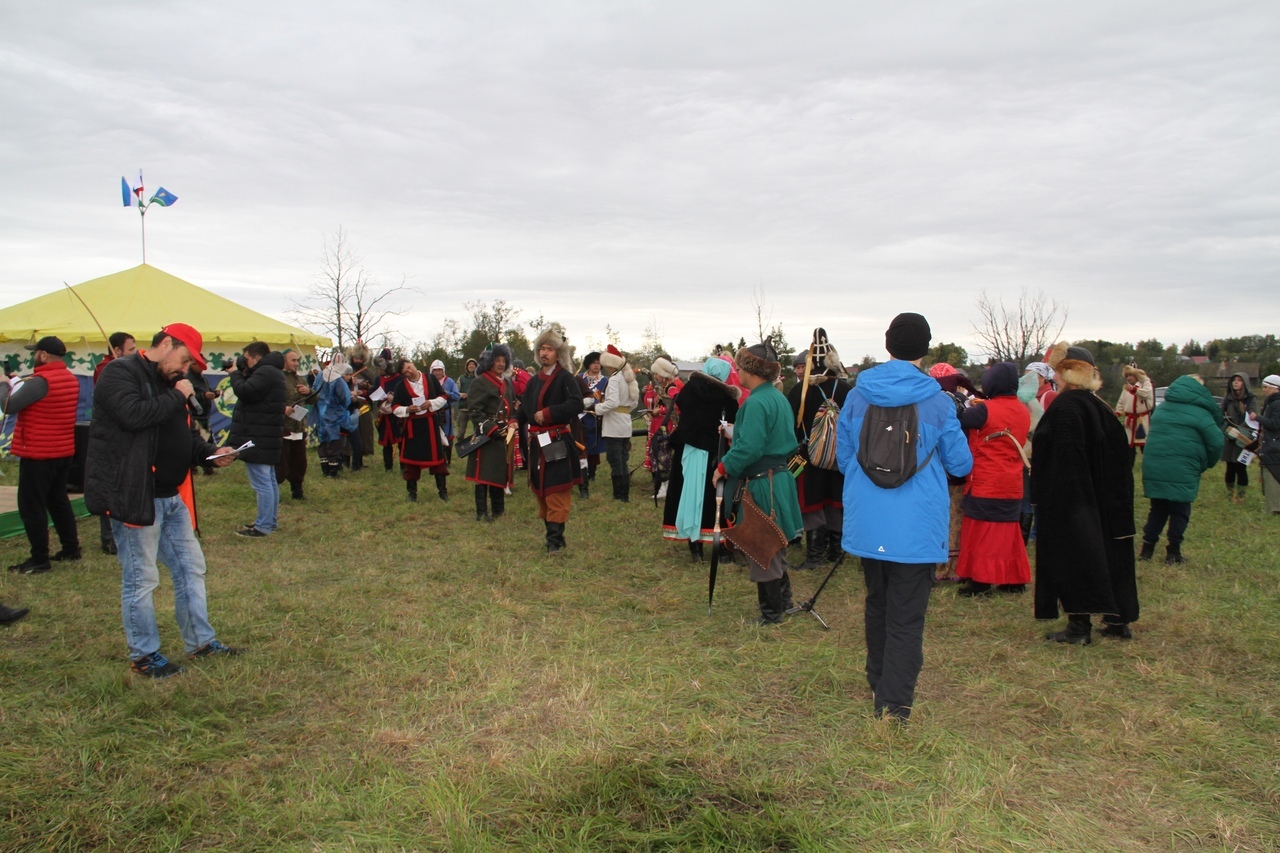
[0,263,331,374]
[0,264,333,457]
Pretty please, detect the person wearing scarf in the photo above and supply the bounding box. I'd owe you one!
[315,353,352,479]
[662,356,740,561]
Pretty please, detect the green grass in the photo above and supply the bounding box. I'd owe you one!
[1,456,1278,851]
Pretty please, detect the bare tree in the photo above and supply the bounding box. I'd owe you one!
[751,284,773,344]
[291,227,411,353]
[970,288,1068,366]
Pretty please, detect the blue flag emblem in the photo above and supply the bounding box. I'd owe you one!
[149,187,178,207]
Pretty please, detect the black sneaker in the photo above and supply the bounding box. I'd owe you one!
[130,652,183,678]
[51,549,82,562]
[9,558,51,575]
[189,639,246,658]
[236,527,268,538]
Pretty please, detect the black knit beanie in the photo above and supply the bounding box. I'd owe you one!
[885,313,931,360]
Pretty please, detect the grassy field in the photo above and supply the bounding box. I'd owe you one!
[1,454,1278,851]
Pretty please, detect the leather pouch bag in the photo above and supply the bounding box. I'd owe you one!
[723,479,788,567]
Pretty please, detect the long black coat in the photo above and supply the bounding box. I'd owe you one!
[662,372,740,537]
[788,373,851,514]
[464,370,517,488]
[519,365,584,495]
[227,351,287,465]
[1031,389,1138,622]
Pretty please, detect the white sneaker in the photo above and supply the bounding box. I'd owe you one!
[656,482,668,500]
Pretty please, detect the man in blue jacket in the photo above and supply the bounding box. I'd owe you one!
[836,313,972,722]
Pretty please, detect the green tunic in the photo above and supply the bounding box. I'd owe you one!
[721,382,803,542]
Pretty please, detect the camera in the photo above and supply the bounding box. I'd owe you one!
[221,360,234,371]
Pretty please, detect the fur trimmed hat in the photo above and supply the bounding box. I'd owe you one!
[1122,363,1148,380]
[736,340,781,383]
[346,340,371,365]
[601,345,639,403]
[533,326,574,372]
[1046,341,1101,392]
[476,344,512,375]
[651,357,679,381]
[599,344,626,372]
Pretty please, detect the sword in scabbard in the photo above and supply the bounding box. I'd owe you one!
[707,408,727,616]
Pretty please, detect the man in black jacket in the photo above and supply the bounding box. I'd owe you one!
[227,342,286,537]
[85,324,243,679]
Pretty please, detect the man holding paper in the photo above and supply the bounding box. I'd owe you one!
[390,359,451,502]
[85,324,245,679]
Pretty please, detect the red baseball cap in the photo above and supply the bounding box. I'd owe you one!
[160,323,207,371]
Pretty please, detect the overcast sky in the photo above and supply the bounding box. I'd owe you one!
[2,1,1277,362]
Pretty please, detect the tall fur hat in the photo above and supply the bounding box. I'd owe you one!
[533,326,574,372]
[346,340,371,364]
[477,344,512,375]
[736,339,781,383]
[601,345,640,403]
[650,357,679,381]
[1046,341,1101,392]
[1122,363,1148,380]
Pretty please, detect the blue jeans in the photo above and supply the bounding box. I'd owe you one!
[114,496,217,660]
[244,462,280,533]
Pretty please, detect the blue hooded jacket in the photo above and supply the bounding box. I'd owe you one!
[836,359,973,564]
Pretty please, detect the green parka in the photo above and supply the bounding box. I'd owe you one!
[1141,375,1224,503]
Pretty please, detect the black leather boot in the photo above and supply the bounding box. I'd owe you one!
[291,484,305,501]
[825,529,844,564]
[1138,540,1156,561]
[383,445,394,471]
[795,529,826,570]
[779,571,794,611]
[490,488,505,519]
[554,522,567,550]
[756,580,785,625]
[958,581,993,597]
[1165,543,1183,564]
[545,521,562,554]
[689,541,704,563]
[1046,614,1092,645]
[612,475,630,502]
[406,480,418,502]
[435,474,449,501]
[475,486,489,522]
[1019,512,1035,544]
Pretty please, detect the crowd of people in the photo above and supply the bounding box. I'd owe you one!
[2,315,1278,721]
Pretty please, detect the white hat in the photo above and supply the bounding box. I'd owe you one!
[430,359,445,372]
[1263,374,1280,389]
[1025,361,1054,381]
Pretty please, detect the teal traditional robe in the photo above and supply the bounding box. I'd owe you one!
[721,382,803,544]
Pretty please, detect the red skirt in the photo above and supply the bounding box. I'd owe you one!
[955,517,1030,585]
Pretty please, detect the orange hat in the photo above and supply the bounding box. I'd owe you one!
[160,323,206,371]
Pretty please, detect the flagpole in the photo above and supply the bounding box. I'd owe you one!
[140,205,147,264]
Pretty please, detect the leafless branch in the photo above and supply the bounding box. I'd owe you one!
[970,288,1069,366]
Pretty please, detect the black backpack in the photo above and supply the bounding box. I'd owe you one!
[857,403,936,489]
